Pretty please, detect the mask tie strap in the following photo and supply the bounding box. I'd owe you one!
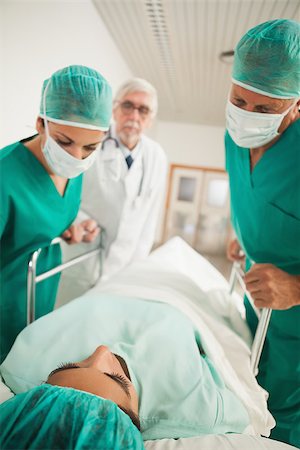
[42,79,51,136]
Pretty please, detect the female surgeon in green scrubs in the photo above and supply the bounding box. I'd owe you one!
[0,65,112,363]
[225,20,300,447]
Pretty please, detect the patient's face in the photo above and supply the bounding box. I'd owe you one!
[47,346,138,416]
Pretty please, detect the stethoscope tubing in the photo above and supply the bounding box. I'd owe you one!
[101,129,145,199]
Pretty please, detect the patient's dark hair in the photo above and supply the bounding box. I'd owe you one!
[118,405,141,431]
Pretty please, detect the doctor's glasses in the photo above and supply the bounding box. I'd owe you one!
[118,100,152,119]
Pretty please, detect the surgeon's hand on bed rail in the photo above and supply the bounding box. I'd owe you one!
[227,239,245,262]
[61,219,100,244]
[244,264,300,310]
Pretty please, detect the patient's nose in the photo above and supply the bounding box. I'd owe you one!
[92,345,111,361]
[95,345,110,355]
[89,345,118,371]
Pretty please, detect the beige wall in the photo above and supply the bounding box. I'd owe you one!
[149,120,225,170]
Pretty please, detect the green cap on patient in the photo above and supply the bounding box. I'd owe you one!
[232,19,300,98]
[39,65,112,130]
[0,384,144,450]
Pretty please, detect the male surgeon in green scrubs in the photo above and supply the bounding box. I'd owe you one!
[225,19,300,447]
[0,65,112,363]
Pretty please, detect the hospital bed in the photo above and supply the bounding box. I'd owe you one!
[26,234,271,376]
[0,237,296,450]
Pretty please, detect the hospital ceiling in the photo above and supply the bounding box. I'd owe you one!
[92,0,299,127]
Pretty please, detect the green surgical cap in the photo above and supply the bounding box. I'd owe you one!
[0,384,144,449]
[39,65,112,130]
[232,19,300,98]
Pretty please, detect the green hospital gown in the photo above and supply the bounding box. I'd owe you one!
[225,120,300,448]
[0,139,82,362]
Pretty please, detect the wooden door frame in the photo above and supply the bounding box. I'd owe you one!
[162,164,227,243]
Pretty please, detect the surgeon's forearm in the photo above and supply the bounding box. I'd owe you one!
[293,275,300,306]
[284,273,300,307]
[245,265,300,309]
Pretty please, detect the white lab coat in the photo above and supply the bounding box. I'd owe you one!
[58,128,168,300]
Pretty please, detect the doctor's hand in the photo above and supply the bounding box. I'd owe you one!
[226,239,245,262]
[244,264,300,310]
[61,219,100,244]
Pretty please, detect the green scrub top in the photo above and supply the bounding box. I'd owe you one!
[225,120,300,448]
[0,139,82,363]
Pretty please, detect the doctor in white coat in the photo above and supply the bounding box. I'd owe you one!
[60,78,168,291]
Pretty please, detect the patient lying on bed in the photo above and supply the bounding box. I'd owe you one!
[1,291,255,441]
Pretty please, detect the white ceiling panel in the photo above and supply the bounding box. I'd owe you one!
[92,0,300,126]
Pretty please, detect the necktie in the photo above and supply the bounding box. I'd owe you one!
[125,154,134,169]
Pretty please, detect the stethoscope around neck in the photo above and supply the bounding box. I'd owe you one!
[101,127,120,151]
[101,127,149,205]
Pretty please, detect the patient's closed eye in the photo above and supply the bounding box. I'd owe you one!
[105,372,131,397]
[47,363,131,398]
[48,362,80,377]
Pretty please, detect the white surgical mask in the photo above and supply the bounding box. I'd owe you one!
[226,100,295,148]
[42,128,98,178]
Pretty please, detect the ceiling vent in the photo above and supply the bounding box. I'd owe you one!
[145,0,176,80]
[219,50,235,64]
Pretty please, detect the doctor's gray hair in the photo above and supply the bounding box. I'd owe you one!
[114,78,158,117]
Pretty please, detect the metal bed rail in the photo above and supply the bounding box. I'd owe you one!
[27,231,105,326]
[228,260,272,376]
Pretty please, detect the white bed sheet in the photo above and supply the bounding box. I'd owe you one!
[145,434,296,450]
[0,376,14,404]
